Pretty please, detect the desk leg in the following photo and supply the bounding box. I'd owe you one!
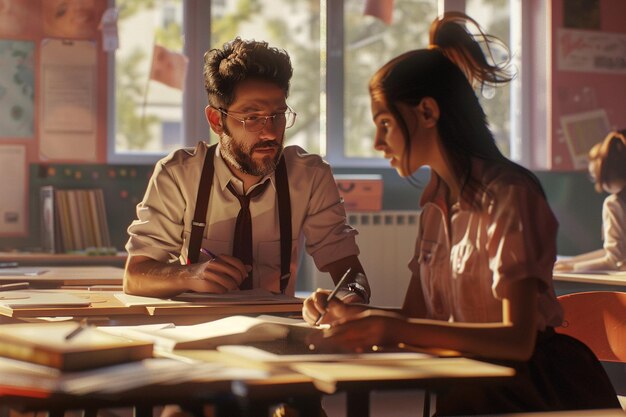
[133,405,152,417]
[346,392,369,417]
[214,400,242,417]
[290,396,322,417]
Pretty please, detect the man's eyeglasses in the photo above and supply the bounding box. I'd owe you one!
[216,107,297,133]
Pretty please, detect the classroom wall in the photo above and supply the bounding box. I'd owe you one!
[549,0,626,170]
[0,1,613,258]
[0,164,604,257]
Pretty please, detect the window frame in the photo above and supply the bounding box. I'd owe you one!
[108,0,539,168]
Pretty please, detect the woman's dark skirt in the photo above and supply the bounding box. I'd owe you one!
[434,328,621,416]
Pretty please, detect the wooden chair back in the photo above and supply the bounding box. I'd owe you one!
[557,291,626,363]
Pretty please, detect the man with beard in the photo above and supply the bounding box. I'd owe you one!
[123,38,369,306]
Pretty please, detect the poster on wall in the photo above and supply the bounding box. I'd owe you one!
[0,40,34,138]
[42,0,98,39]
[0,145,27,236]
[40,39,97,161]
[558,28,626,74]
[560,109,610,170]
[0,1,41,38]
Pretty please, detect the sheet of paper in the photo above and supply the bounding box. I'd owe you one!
[217,345,431,364]
[115,289,303,307]
[174,288,303,304]
[0,145,27,235]
[0,40,35,138]
[40,39,97,161]
[0,290,91,308]
[0,267,48,277]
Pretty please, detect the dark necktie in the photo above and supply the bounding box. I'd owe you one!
[226,180,270,289]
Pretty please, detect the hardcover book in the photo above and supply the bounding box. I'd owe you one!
[0,322,153,371]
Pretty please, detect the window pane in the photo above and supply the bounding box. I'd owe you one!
[344,0,438,158]
[466,0,512,157]
[115,0,184,154]
[211,1,322,154]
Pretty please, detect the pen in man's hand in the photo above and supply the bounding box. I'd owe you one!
[65,318,89,341]
[314,267,352,326]
[200,248,217,261]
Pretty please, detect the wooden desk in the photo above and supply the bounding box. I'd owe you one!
[553,271,626,295]
[0,351,514,417]
[0,290,303,326]
[0,252,127,267]
[0,266,124,287]
[0,290,146,319]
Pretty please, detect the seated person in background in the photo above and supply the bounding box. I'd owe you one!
[555,129,626,272]
[124,37,369,303]
[304,12,619,415]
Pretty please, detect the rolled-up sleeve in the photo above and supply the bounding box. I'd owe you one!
[301,162,359,270]
[125,161,186,263]
[487,182,558,298]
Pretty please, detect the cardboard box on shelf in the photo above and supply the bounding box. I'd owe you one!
[334,175,383,212]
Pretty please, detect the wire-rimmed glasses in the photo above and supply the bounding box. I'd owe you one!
[216,107,297,133]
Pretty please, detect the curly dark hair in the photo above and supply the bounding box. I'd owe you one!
[203,37,293,108]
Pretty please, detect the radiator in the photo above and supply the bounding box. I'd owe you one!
[302,210,421,308]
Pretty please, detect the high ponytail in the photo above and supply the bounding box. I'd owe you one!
[429,12,514,95]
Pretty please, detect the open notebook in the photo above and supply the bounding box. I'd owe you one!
[98,315,319,351]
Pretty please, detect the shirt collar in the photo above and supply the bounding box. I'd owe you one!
[419,160,488,212]
[213,142,277,195]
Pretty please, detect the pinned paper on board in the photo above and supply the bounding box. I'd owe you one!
[560,109,611,169]
[39,39,97,161]
[0,145,27,236]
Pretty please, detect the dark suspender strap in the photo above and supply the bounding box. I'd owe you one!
[188,144,217,264]
[275,155,292,294]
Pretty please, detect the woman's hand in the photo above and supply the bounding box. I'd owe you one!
[306,309,406,352]
[187,254,249,293]
[553,260,574,272]
[302,289,369,326]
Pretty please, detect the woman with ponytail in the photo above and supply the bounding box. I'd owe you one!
[555,129,626,271]
[303,12,619,415]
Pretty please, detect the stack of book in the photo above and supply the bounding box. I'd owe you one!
[40,186,112,253]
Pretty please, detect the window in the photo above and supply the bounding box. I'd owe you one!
[110,0,185,162]
[110,0,523,166]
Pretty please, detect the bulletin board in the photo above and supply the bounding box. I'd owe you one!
[0,0,108,248]
[550,0,626,171]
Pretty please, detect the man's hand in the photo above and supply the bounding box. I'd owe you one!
[187,253,249,293]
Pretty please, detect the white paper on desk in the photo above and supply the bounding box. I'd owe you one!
[0,356,266,394]
[0,267,48,277]
[174,288,303,304]
[97,315,301,351]
[114,293,189,307]
[115,288,302,306]
[561,270,626,276]
[0,290,91,308]
[62,359,235,394]
[217,345,431,364]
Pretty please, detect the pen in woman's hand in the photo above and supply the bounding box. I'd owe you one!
[314,267,352,326]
